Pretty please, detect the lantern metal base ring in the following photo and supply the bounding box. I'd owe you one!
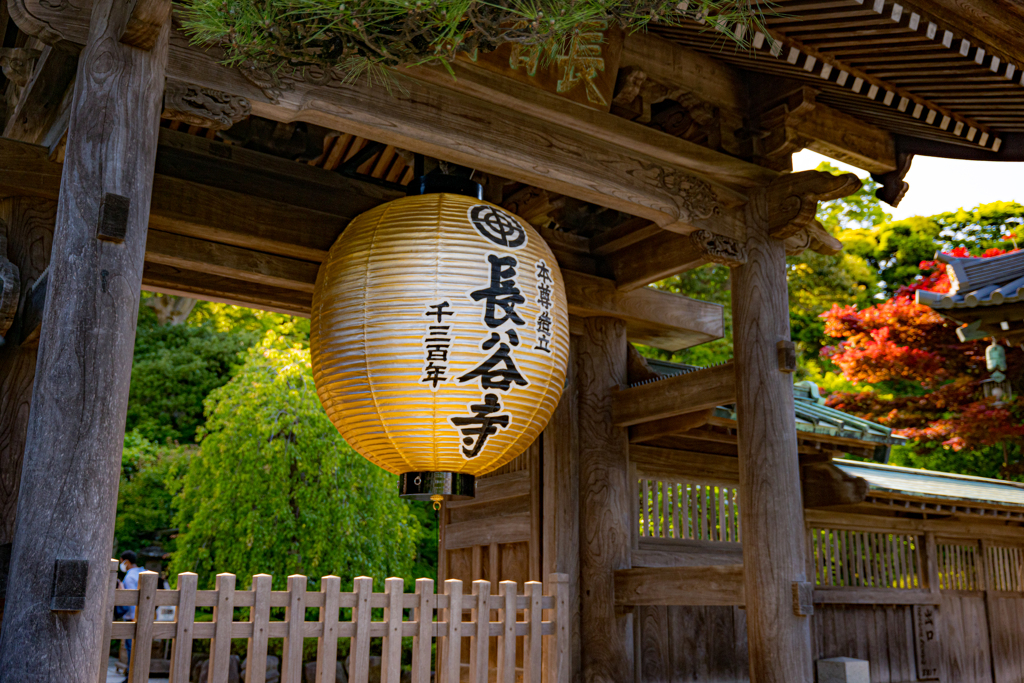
[399,472,476,501]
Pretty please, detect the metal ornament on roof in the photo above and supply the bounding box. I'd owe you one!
[982,340,1013,405]
[309,176,569,502]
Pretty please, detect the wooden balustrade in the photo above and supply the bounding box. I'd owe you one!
[100,564,569,683]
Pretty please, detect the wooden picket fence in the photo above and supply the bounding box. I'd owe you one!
[99,561,569,683]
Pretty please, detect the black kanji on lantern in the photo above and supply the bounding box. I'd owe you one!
[471,255,526,329]
[469,205,527,248]
[534,259,555,354]
[458,332,528,391]
[450,393,511,458]
[422,301,455,390]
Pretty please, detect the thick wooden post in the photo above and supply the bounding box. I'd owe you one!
[0,198,55,547]
[577,317,632,683]
[0,0,170,676]
[731,191,814,683]
[543,336,580,683]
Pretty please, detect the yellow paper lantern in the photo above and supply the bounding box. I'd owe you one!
[310,181,569,499]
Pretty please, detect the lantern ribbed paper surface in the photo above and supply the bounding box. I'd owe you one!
[310,192,569,478]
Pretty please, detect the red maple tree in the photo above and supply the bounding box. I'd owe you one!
[820,247,1024,464]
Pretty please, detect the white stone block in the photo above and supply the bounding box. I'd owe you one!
[816,657,870,683]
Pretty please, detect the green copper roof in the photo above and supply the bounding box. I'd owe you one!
[834,459,1024,509]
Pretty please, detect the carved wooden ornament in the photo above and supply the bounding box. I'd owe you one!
[162,80,252,131]
[689,229,747,267]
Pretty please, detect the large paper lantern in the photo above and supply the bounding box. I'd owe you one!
[310,178,569,500]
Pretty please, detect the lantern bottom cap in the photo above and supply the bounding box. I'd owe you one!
[399,471,476,501]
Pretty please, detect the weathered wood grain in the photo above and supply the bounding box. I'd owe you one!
[616,565,745,606]
[612,361,735,427]
[0,198,54,547]
[577,317,632,682]
[542,337,581,683]
[629,444,739,485]
[731,189,814,683]
[0,0,169,677]
[605,227,708,292]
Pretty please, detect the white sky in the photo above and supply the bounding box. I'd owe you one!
[792,149,1024,221]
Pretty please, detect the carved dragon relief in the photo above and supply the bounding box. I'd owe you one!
[634,161,720,224]
[162,79,251,130]
[689,229,747,267]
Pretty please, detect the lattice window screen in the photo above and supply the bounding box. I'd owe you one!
[986,545,1024,592]
[810,528,922,589]
[637,480,740,543]
[937,542,981,590]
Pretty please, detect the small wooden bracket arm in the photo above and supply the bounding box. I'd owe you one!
[792,581,814,617]
[777,340,796,373]
[119,0,172,50]
[765,170,861,242]
[871,151,914,208]
[690,229,748,267]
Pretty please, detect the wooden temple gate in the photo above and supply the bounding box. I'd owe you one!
[0,0,1024,681]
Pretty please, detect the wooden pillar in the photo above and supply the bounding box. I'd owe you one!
[731,191,814,683]
[577,318,632,683]
[0,198,55,546]
[543,336,580,683]
[0,0,170,677]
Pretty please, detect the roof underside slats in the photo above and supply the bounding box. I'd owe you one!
[652,0,1024,150]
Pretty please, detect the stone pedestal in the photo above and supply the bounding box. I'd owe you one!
[816,657,869,683]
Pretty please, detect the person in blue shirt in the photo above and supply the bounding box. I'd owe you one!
[119,551,142,682]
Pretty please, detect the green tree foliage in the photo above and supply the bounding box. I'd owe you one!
[169,337,421,588]
[126,301,256,444]
[644,264,732,366]
[115,431,193,556]
[843,201,1024,298]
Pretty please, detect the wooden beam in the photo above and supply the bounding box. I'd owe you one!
[443,513,532,550]
[119,0,170,50]
[566,271,723,351]
[605,228,708,292]
[2,45,78,145]
[628,408,714,443]
[789,99,898,175]
[732,185,814,683]
[612,361,736,427]
[629,444,739,485]
[613,566,745,606]
[577,317,633,680]
[631,539,744,568]
[0,0,170,677]
[618,32,749,115]
[141,263,312,318]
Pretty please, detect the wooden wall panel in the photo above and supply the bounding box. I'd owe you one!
[635,606,748,683]
[810,605,916,683]
[985,593,1023,683]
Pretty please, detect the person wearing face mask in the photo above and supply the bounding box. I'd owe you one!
[119,551,141,682]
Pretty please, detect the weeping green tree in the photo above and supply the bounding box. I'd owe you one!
[169,336,421,589]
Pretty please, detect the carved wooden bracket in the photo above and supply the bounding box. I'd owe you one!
[764,170,860,256]
[0,48,41,89]
[871,151,914,208]
[162,80,252,131]
[689,228,747,267]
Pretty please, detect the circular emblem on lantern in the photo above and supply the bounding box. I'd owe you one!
[310,184,569,499]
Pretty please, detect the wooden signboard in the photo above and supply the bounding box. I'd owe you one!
[913,604,941,680]
[460,23,623,111]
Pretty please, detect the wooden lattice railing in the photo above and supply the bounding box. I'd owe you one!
[100,562,569,683]
[810,527,923,589]
[637,479,741,543]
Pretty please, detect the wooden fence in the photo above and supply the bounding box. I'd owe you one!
[99,562,569,683]
[637,479,741,543]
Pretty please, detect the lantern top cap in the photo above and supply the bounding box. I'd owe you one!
[406,174,483,200]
